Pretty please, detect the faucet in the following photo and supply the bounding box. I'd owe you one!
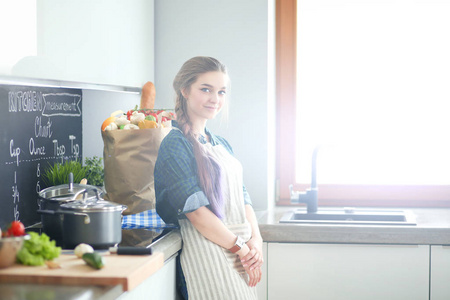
[289,146,319,213]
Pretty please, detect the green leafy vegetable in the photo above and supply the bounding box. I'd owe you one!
[16,232,61,266]
[16,247,45,266]
[84,156,104,186]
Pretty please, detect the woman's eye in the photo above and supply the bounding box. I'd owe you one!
[201,88,210,93]
[219,90,226,95]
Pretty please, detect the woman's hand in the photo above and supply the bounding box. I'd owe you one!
[241,236,264,271]
[244,264,262,287]
[242,204,264,274]
[236,240,263,287]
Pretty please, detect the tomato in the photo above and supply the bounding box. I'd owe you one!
[8,221,25,236]
[126,110,133,120]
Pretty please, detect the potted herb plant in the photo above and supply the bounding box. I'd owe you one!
[84,156,104,187]
[41,160,87,187]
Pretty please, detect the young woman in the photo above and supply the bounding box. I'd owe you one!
[155,56,263,299]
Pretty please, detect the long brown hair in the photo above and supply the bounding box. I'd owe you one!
[173,56,228,218]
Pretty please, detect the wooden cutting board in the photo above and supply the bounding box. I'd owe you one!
[0,251,164,291]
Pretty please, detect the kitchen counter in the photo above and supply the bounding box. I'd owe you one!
[257,207,450,245]
[122,208,450,248]
[145,207,450,250]
[0,228,182,300]
[3,207,450,299]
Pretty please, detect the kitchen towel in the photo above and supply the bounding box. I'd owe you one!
[122,209,178,230]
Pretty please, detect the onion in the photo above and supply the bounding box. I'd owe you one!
[74,243,94,258]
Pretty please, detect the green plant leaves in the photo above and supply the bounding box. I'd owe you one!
[41,156,104,187]
[41,160,87,187]
[84,156,104,187]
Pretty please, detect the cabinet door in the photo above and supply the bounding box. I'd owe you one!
[256,242,268,300]
[2,1,154,87]
[118,255,177,300]
[268,243,429,300]
[431,245,450,300]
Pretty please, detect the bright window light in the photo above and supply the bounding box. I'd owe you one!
[296,0,450,185]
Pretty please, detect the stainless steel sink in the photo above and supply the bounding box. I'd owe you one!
[279,208,416,226]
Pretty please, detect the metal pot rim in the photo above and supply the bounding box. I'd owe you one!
[60,200,127,213]
[38,184,103,202]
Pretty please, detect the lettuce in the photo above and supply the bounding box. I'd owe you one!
[16,232,61,266]
[16,247,45,266]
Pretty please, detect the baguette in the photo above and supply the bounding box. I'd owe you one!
[140,81,156,109]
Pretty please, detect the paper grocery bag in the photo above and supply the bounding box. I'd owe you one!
[101,127,171,215]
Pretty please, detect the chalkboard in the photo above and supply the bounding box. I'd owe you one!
[0,84,82,229]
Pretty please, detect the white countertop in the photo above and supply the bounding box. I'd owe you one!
[256,207,450,245]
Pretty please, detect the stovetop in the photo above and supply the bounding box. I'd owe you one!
[26,223,174,250]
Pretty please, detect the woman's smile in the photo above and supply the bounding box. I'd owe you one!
[204,105,219,111]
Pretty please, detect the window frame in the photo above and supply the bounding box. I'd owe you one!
[275,0,450,208]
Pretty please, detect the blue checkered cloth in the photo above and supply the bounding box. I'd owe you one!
[122,209,178,230]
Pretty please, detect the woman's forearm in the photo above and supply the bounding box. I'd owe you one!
[186,206,238,249]
[242,204,264,273]
[245,204,262,241]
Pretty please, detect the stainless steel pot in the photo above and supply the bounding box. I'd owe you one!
[38,189,127,249]
[37,181,104,246]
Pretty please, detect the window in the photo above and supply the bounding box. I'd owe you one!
[276,0,450,207]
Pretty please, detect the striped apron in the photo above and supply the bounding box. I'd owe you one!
[179,143,258,300]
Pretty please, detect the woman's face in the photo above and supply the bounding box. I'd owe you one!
[183,71,228,125]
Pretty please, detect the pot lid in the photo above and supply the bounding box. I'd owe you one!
[38,184,103,203]
[60,199,126,212]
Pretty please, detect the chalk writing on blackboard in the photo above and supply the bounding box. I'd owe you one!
[42,93,82,117]
[0,85,83,228]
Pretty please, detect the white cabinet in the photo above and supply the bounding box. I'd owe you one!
[1,1,154,87]
[118,255,177,300]
[431,245,450,300]
[268,243,429,300]
[256,242,268,300]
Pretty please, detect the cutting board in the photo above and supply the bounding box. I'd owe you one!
[0,251,164,291]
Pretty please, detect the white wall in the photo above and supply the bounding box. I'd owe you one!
[153,0,276,211]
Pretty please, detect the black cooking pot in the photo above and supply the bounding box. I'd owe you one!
[37,182,103,246]
[38,189,127,249]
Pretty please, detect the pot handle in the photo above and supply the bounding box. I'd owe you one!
[69,186,102,201]
[68,172,74,193]
[77,186,102,202]
[37,209,91,224]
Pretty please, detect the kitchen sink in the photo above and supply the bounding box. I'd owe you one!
[279,208,416,226]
